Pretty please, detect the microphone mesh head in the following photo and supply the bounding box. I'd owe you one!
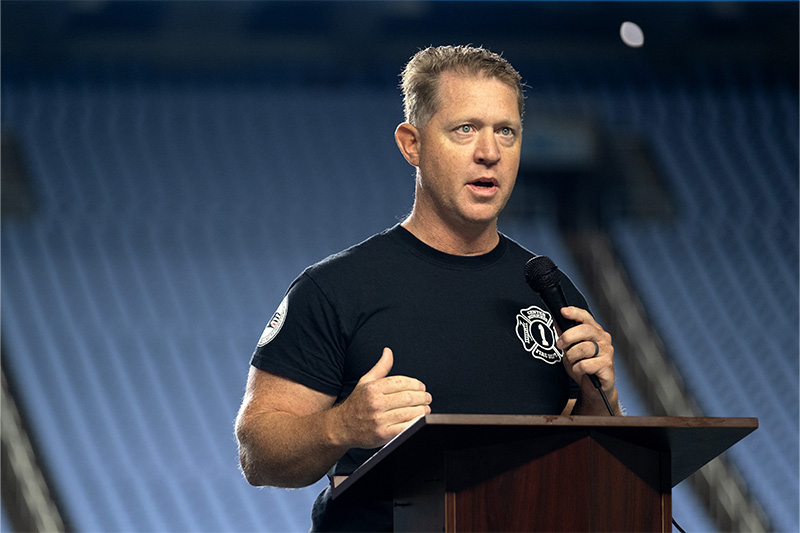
[524,255,559,292]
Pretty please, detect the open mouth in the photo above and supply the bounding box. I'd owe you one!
[469,178,498,189]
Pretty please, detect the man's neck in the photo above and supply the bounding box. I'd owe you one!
[401,212,500,256]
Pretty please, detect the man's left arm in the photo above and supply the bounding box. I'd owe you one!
[557,306,624,416]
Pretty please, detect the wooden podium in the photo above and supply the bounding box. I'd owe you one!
[331,414,757,532]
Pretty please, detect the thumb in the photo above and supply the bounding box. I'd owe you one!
[358,347,393,385]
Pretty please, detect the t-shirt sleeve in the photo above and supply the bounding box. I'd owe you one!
[250,272,346,397]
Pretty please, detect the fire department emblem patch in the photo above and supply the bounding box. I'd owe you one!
[515,305,563,364]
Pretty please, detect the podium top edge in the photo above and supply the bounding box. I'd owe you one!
[419,414,758,429]
[332,414,757,500]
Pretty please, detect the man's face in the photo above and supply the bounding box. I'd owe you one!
[414,71,522,231]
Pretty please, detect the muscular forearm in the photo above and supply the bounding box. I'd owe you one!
[235,350,431,488]
[236,407,349,488]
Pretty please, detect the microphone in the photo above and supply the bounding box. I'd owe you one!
[524,255,581,336]
[524,255,613,414]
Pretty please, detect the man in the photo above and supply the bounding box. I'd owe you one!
[235,45,622,531]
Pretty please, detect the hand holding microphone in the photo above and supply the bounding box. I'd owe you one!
[524,255,616,415]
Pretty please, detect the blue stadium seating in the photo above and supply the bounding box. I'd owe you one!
[606,72,799,532]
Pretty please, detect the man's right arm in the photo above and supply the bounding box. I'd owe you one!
[234,347,432,488]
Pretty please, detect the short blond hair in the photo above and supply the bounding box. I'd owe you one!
[400,45,525,127]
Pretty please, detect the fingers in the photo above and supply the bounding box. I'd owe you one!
[339,347,432,449]
[555,307,614,387]
[560,306,599,330]
[354,381,432,424]
[358,347,395,385]
[554,308,620,414]
[564,340,610,375]
[378,387,431,422]
[359,347,427,395]
[555,307,608,350]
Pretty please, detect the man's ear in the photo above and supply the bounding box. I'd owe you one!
[394,123,420,167]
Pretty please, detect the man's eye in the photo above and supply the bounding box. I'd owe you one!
[458,125,472,133]
[499,127,513,136]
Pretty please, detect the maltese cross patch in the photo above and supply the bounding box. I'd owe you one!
[515,305,563,364]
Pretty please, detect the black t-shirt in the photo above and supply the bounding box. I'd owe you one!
[251,224,586,531]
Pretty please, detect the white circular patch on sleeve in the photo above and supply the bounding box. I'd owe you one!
[257,295,289,347]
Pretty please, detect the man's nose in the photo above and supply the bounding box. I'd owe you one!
[474,130,500,165]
